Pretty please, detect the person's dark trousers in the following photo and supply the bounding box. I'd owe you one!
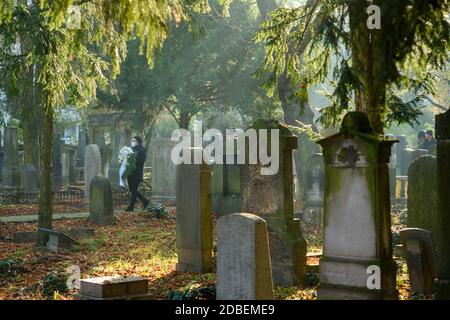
[127,177,149,210]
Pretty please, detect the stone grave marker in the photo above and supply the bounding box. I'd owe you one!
[217,213,274,300]
[317,112,397,300]
[399,228,437,295]
[240,119,307,287]
[407,155,438,239]
[22,164,38,194]
[84,144,102,201]
[89,175,115,225]
[303,153,325,225]
[176,147,213,273]
[435,109,450,299]
[38,228,79,252]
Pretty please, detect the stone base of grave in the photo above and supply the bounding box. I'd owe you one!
[435,279,450,300]
[79,276,148,299]
[89,215,116,225]
[176,248,212,273]
[76,292,154,300]
[318,257,397,300]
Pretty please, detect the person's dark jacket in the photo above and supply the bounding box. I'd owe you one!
[129,144,146,182]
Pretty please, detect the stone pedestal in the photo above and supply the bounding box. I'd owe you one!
[317,112,397,300]
[435,109,450,299]
[240,119,307,287]
[217,213,274,300]
[176,148,213,273]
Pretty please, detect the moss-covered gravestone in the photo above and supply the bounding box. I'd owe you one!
[240,119,307,287]
[435,109,450,300]
[407,155,438,239]
[89,175,116,225]
[317,112,397,300]
[176,148,213,273]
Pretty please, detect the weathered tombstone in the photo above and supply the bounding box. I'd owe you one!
[317,112,397,300]
[52,132,63,191]
[151,138,177,201]
[217,213,274,300]
[89,175,116,225]
[396,135,408,176]
[303,153,325,225]
[38,228,79,252]
[407,155,438,238]
[386,134,397,200]
[78,276,149,300]
[2,127,21,187]
[399,228,437,295]
[240,119,307,287]
[76,129,87,167]
[21,164,38,194]
[211,137,241,216]
[84,144,102,201]
[176,147,213,273]
[435,109,450,299]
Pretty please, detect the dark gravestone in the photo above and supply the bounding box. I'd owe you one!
[38,228,79,252]
[22,164,38,195]
[435,109,450,299]
[89,175,116,225]
[407,155,438,239]
[240,119,307,287]
[399,228,437,295]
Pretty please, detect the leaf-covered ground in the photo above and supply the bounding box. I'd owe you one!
[0,204,87,217]
[0,208,414,300]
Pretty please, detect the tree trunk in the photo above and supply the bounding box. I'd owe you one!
[179,111,190,129]
[349,1,386,135]
[37,97,54,246]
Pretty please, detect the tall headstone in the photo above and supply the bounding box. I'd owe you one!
[303,153,325,225]
[217,213,274,300]
[176,148,213,273]
[52,132,63,191]
[386,134,398,200]
[396,135,407,176]
[76,129,87,167]
[407,155,438,238]
[435,109,450,299]
[151,138,177,200]
[84,144,102,201]
[89,175,116,225]
[240,119,307,287]
[22,164,38,194]
[2,127,21,186]
[317,112,397,300]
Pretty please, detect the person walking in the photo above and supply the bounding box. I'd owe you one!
[126,136,149,211]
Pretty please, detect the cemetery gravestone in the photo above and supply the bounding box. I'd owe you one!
[317,112,397,300]
[2,127,21,187]
[240,119,307,287]
[176,148,213,273]
[89,175,116,225]
[38,228,79,252]
[151,138,177,201]
[84,144,102,201]
[217,213,274,300]
[407,155,438,239]
[76,129,87,167]
[399,228,437,295]
[435,109,450,299]
[22,164,38,194]
[52,133,63,191]
[303,153,325,225]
